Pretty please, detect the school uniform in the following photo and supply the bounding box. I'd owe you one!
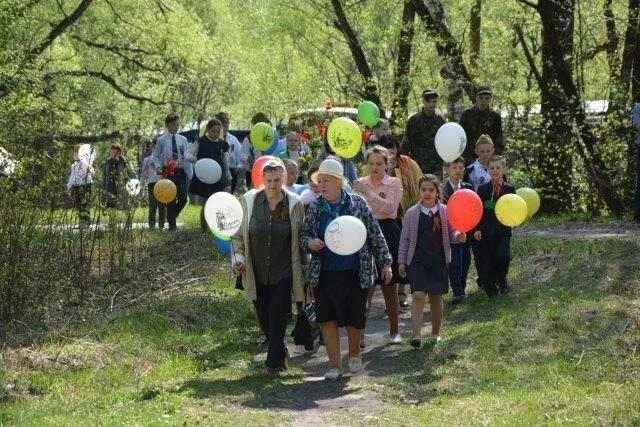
[443,179,474,298]
[463,160,491,191]
[473,180,516,296]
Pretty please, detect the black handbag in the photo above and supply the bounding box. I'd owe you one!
[291,294,320,351]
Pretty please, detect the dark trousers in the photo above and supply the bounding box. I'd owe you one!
[147,183,166,228]
[449,242,471,297]
[253,277,292,369]
[168,170,188,229]
[474,235,511,295]
[71,184,92,224]
[634,144,640,221]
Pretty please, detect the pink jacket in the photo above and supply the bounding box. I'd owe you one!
[398,202,459,266]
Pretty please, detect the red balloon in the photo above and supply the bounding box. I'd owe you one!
[250,155,287,189]
[446,189,483,233]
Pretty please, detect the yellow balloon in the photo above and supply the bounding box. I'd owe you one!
[495,194,528,227]
[327,117,362,159]
[516,187,541,218]
[153,179,177,204]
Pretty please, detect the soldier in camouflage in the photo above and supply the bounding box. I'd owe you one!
[402,89,446,177]
[460,86,504,164]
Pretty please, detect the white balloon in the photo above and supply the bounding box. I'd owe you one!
[324,215,367,256]
[195,158,222,184]
[434,122,467,163]
[125,178,141,196]
[204,192,243,237]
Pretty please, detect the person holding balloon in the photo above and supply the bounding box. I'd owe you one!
[442,157,475,302]
[140,141,166,229]
[301,158,392,379]
[473,156,516,296]
[189,118,231,230]
[398,174,466,349]
[231,159,305,375]
[463,134,494,191]
[153,113,192,230]
[352,145,403,345]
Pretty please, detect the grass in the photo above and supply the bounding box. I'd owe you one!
[1,233,640,425]
[46,203,203,230]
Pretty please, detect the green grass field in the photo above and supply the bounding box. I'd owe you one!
[1,229,639,425]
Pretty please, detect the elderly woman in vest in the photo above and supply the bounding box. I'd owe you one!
[231,160,305,375]
[301,158,392,380]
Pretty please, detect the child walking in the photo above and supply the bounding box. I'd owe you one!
[398,174,465,348]
[443,157,474,302]
[473,156,515,296]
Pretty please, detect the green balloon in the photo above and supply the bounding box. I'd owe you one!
[250,122,275,151]
[516,187,541,218]
[327,117,362,159]
[357,101,380,128]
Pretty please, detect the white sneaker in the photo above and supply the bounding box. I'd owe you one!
[324,367,342,380]
[389,333,403,344]
[348,356,363,373]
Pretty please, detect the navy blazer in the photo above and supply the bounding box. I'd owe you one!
[442,180,474,204]
[475,181,516,237]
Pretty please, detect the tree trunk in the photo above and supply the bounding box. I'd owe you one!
[411,0,476,108]
[390,0,416,130]
[469,0,482,71]
[330,0,383,112]
[537,0,576,213]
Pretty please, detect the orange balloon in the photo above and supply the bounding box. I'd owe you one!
[447,189,483,233]
[153,179,177,204]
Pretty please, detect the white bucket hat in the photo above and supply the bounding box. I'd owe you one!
[317,158,346,184]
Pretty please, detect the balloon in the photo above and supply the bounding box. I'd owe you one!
[250,122,275,151]
[326,117,362,159]
[516,187,541,218]
[213,234,231,255]
[495,194,528,228]
[324,215,367,256]
[204,192,243,237]
[434,122,467,162]
[263,137,286,156]
[357,101,380,128]
[194,158,222,184]
[251,155,287,189]
[153,179,177,204]
[447,189,483,233]
[125,178,141,196]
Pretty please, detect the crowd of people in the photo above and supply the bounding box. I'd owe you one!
[66,86,537,379]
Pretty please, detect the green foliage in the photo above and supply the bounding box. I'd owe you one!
[1,235,639,424]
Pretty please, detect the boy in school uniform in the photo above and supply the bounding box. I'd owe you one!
[473,155,515,297]
[463,134,494,191]
[443,157,474,302]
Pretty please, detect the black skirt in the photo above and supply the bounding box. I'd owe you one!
[377,218,407,285]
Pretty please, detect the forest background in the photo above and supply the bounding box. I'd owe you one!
[0,0,639,324]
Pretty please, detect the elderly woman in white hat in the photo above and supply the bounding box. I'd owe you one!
[301,158,392,380]
[232,159,305,375]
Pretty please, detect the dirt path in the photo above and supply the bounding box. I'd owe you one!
[517,221,639,239]
[248,289,420,426]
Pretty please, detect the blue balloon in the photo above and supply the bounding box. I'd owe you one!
[213,235,231,255]
[263,136,286,156]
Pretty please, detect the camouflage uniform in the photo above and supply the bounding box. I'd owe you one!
[459,107,504,163]
[402,110,445,176]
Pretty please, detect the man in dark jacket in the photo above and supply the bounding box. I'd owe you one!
[102,143,133,208]
[402,89,446,176]
[460,86,504,164]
